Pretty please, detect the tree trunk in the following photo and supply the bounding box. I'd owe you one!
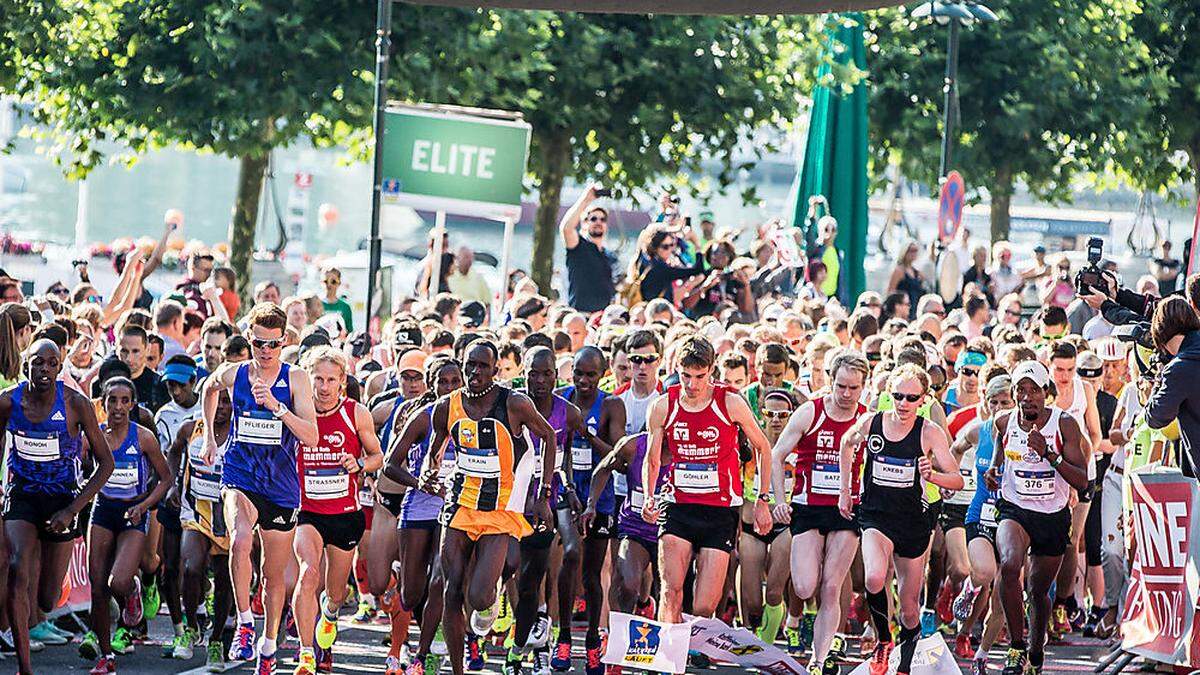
[989,164,1013,244]
[228,153,269,311]
[531,131,571,296]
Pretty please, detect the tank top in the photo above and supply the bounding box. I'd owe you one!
[183,420,224,504]
[616,383,661,498]
[223,363,300,509]
[6,382,83,496]
[100,422,147,501]
[945,443,976,506]
[445,387,535,513]
[662,383,742,507]
[791,397,865,507]
[564,388,615,515]
[527,393,568,514]
[298,398,362,515]
[859,413,927,517]
[399,403,453,522]
[618,434,668,542]
[999,408,1071,513]
[965,418,998,527]
[1057,376,1095,480]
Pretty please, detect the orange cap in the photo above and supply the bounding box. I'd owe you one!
[398,349,428,374]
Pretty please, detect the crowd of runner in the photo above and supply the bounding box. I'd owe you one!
[0,200,1184,675]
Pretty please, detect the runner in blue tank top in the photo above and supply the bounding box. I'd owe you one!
[556,346,626,675]
[83,377,172,674]
[200,304,318,673]
[0,339,111,675]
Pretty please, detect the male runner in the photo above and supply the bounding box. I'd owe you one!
[641,335,774,623]
[770,351,868,675]
[202,303,319,674]
[422,341,559,675]
[985,360,1088,675]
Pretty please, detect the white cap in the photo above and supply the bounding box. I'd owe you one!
[1011,360,1050,389]
[1091,336,1128,362]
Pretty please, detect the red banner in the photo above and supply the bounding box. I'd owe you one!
[1120,468,1200,666]
[50,538,90,617]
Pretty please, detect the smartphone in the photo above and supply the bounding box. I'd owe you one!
[594,188,612,198]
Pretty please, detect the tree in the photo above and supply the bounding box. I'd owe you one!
[389,7,818,292]
[867,0,1164,242]
[5,0,374,303]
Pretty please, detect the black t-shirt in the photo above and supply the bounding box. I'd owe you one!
[564,238,616,312]
[132,368,168,413]
[1154,257,1181,296]
[689,273,745,318]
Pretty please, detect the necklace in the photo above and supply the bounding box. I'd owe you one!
[462,382,496,400]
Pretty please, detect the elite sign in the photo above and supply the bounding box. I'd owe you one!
[380,105,531,220]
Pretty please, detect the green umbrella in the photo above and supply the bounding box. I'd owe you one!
[787,12,869,304]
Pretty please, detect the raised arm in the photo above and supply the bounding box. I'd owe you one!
[559,185,600,251]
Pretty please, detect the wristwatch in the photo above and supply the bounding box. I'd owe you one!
[757,492,771,503]
[355,457,365,473]
[1049,453,1064,468]
[271,403,287,419]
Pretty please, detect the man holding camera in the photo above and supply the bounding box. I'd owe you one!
[560,184,618,313]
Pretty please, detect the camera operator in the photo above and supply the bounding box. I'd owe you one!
[1145,294,1200,477]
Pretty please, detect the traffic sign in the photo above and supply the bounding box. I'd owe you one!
[937,170,965,244]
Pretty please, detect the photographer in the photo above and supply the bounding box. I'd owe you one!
[1146,294,1200,477]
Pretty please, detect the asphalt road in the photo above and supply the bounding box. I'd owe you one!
[27,612,1119,674]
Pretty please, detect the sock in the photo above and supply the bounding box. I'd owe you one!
[173,622,184,637]
[866,589,892,643]
[785,613,800,630]
[1010,639,1027,652]
[298,646,314,657]
[538,603,548,613]
[237,609,253,626]
[974,646,988,660]
[1062,595,1078,612]
[896,624,921,673]
[259,637,276,657]
[758,603,786,645]
[322,599,339,621]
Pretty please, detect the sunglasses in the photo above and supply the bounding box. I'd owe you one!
[762,410,791,420]
[251,338,284,350]
[960,368,979,378]
[892,392,923,403]
[587,216,607,223]
[628,354,660,366]
[659,242,677,250]
[866,352,882,362]
[1005,309,1022,318]
[931,382,948,392]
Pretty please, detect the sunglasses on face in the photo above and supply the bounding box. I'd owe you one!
[892,392,923,403]
[960,368,979,378]
[628,354,660,366]
[1005,309,1022,318]
[866,352,882,362]
[251,338,283,350]
[762,410,791,420]
[587,216,607,223]
[659,241,676,251]
[931,381,947,392]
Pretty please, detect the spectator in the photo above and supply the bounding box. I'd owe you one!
[815,215,840,298]
[1147,293,1200,477]
[962,245,993,305]
[798,260,828,302]
[154,299,188,367]
[176,250,216,318]
[685,240,753,319]
[212,266,240,318]
[446,246,492,307]
[989,241,1024,299]
[560,185,618,312]
[1041,255,1076,309]
[321,267,354,332]
[1151,240,1183,297]
[633,227,704,304]
[885,240,925,317]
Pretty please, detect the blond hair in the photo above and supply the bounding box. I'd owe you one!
[301,345,348,379]
[888,362,930,393]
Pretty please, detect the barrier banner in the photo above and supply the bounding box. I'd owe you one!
[51,537,90,617]
[845,634,962,675]
[687,617,807,674]
[603,612,691,674]
[1120,467,1200,667]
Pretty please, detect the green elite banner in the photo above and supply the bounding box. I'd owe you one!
[380,105,532,220]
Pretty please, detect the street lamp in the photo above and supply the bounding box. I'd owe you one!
[910,1,998,178]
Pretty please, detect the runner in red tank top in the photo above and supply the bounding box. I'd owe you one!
[641,335,773,624]
[769,351,871,675]
[290,347,383,675]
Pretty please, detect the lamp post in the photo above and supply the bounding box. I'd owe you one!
[911,1,998,178]
[366,0,393,338]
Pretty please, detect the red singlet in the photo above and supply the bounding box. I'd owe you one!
[298,398,363,515]
[791,397,866,507]
[663,383,742,507]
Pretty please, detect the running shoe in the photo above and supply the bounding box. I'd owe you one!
[294,649,317,675]
[1,629,18,655]
[89,654,116,675]
[528,611,551,649]
[398,643,413,668]
[1050,605,1070,637]
[30,620,67,645]
[144,575,162,619]
[494,597,515,637]
[399,655,421,675]
[585,645,603,675]
[604,665,623,675]
[353,601,377,623]
[1068,605,1086,633]
[798,612,815,652]
[867,641,893,675]
[50,622,75,640]
[174,627,200,659]
[1000,648,1026,675]
[502,648,523,675]
[425,652,445,675]
[936,581,955,625]
[257,651,277,675]
[316,644,334,673]
[954,633,973,660]
[112,626,136,655]
[315,597,339,650]
[972,656,988,675]
[953,580,981,623]
[784,627,802,656]
[466,633,486,671]
[123,577,145,627]
[206,642,225,672]
[1082,607,1104,638]
[29,638,45,653]
[550,640,572,671]
[533,645,551,675]
[829,633,847,661]
[230,622,257,661]
[470,594,502,637]
[284,605,298,640]
[920,608,937,638]
[821,655,840,675]
[79,631,101,660]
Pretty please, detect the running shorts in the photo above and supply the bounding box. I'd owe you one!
[298,510,366,552]
[659,503,738,553]
[788,503,860,537]
[997,500,1071,558]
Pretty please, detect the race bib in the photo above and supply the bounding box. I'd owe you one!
[438,460,456,481]
[980,501,998,527]
[304,471,350,500]
[674,462,719,494]
[237,413,283,445]
[572,444,593,472]
[191,473,222,502]
[13,432,61,463]
[628,489,645,510]
[871,456,916,488]
[811,463,841,496]
[961,468,977,494]
[1014,469,1055,501]
[458,448,501,478]
[358,488,375,508]
[106,463,139,491]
